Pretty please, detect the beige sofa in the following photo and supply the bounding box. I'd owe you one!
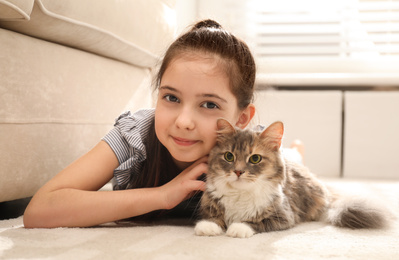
[0,0,176,202]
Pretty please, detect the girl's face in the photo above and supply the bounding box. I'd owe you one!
[155,56,249,170]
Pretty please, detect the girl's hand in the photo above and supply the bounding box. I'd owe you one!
[160,156,208,210]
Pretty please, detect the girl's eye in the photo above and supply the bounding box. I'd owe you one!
[249,154,262,164]
[201,102,219,109]
[224,152,234,162]
[164,94,179,103]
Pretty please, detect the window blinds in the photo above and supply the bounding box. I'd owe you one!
[198,0,399,87]
[249,0,399,58]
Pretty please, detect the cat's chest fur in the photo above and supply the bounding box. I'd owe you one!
[208,181,282,226]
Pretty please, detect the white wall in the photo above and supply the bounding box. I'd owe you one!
[343,92,399,179]
[254,90,343,178]
[175,0,198,35]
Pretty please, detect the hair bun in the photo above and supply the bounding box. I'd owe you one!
[192,19,223,30]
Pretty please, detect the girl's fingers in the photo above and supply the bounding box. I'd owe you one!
[186,162,208,180]
[172,157,207,183]
[183,156,208,173]
[186,180,206,192]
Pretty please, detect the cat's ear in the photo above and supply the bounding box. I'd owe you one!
[260,121,284,150]
[216,118,236,135]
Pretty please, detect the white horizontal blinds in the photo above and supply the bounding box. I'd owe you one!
[197,0,399,85]
[355,0,399,56]
[247,0,399,59]
[247,0,342,58]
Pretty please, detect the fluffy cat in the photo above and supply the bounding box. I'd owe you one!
[194,119,389,238]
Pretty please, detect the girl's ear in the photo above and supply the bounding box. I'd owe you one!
[235,104,255,129]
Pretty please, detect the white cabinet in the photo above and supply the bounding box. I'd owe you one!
[254,90,343,177]
[343,91,399,179]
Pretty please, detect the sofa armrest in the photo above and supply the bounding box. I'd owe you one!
[0,0,176,68]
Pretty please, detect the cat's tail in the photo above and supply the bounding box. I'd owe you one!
[326,195,392,229]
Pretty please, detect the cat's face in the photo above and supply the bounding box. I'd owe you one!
[207,119,285,191]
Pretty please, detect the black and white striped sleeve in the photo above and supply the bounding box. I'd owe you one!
[102,108,155,190]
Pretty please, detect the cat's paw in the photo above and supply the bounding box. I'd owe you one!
[195,220,223,236]
[226,223,255,238]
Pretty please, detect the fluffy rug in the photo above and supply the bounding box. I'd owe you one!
[1,179,398,260]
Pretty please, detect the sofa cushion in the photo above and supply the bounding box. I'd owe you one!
[0,0,176,68]
[0,0,34,20]
[0,28,154,202]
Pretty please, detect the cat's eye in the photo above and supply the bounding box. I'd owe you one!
[224,152,234,162]
[249,154,262,164]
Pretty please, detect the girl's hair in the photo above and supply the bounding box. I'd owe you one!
[156,19,256,109]
[134,19,256,193]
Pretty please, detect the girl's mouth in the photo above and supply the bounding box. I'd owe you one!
[172,136,199,146]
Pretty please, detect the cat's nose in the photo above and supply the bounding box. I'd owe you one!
[234,170,245,177]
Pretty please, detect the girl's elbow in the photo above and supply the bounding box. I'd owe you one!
[23,208,39,228]
[23,202,55,228]
[23,206,45,228]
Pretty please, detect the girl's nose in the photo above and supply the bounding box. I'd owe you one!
[175,108,195,130]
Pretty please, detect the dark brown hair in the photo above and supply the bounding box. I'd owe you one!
[156,19,256,109]
[133,19,256,190]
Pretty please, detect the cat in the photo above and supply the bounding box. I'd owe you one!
[194,119,389,238]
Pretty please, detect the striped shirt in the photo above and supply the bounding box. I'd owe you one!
[102,108,155,190]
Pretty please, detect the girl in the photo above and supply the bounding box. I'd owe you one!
[23,19,257,228]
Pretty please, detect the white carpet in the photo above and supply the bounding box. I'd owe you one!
[1,179,398,260]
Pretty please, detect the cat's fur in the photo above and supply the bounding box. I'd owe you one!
[195,119,389,238]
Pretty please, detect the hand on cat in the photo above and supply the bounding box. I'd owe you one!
[159,156,208,210]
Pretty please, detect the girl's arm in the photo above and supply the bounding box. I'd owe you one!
[23,141,207,228]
